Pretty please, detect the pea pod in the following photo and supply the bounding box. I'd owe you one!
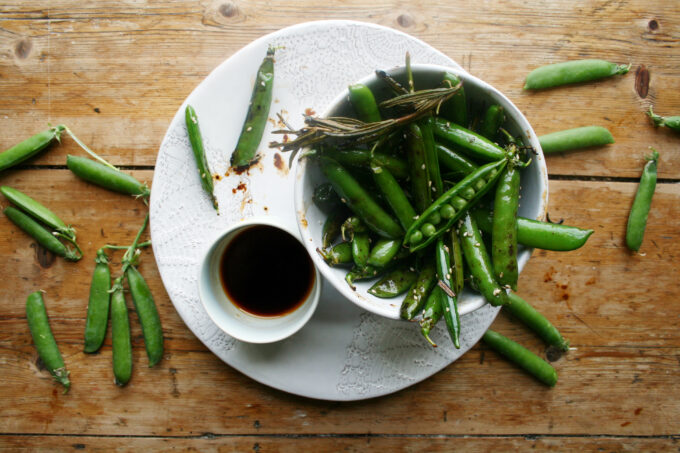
[524,59,630,90]
[626,149,659,252]
[647,107,680,132]
[66,155,150,199]
[436,237,460,348]
[450,228,465,296]
[0,125,65,172]
[26,292,70,393]
[83,249,112,353]
[126,265,163,367]
[471,208,593,251]
[482,329,558,387]
[539,126,614,154]
[4,206,81,261]
[478,104,505,141]
[406,123,432,214]
[317,242,352,266]
[400,262,436,321]
[319,156,403,239]
[341,215,368,241]
[370,161,417,230]
[348,84,382,123]
[323,149,408,179]
[367,238,403,268]
[492,162,520,291]
[419,287,444,347]
[421,116,443,197]
[230,47,275,170]
[322,209,347,248]
[433,117,506,162]
[351,232,371,268]
[111,278,132,386]
[436,144,478,179]
[439,73,468,126]
[313,183,342,214]
[368,266,418,298]
[345,265,381,289]
[459,212,510,306]
[404,158,508,252]
[1,186,76,240]
[185,105,218,210]
[505,293,569,352]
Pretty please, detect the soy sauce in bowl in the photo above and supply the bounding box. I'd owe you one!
[219,225,315,317]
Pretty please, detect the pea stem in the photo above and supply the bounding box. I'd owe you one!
[63,126,118,171]
[103,240,151,251]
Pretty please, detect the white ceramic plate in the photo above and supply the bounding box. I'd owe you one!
[150,20,501,401]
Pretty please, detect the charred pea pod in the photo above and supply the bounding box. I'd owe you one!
[185,105,218,211]
[421,116,443,197]
[370,161,416,230]
[420,287,444,347]
[345,265,381,289]
[341,215,368,241]
[436,237,460,349]
[323,149,409,180]
[524,59,630,90]
[0,125,65,172]
[26,291,70,393]
[492,161,520,291]
[404,158,508,253]
[538,126,614,154]
[348,83,382,123]
[433,118,506,162]
[647,107,680,132]
[110,278,133,386]
[66,155,150,199]
[439,72,468,126]
[230,47,275,170]
[367,238,402,268]
[351,232,371,268]
[1,186,76,241]
[471,208,593,251]
[313,182,342,214]
[317,242,352,266]
[368,265,418,298]
[126,265,163,367]
[436,144,478,180]
[322,209,348,248]
[626,149,659,252]
[478,104,505,141]
[4,206,81,261]
[319,157,403,239]
[400,262,436,321]
[506,292,569,352]
[482,329,558,387]
[406,123,432,213]
[459,212,510,306]
[83,249,112,353]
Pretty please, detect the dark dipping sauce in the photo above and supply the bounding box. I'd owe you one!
[220,225,314,317]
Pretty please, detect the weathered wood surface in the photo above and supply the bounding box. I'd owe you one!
[0,0,679,450]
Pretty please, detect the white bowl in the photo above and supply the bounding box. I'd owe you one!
[294,64,548,320]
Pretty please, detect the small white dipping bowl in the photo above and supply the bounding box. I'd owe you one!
[295,64,548,320]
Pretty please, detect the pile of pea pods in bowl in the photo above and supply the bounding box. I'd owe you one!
[291,63,548,348]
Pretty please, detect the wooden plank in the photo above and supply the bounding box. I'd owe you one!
[0,0,678,177]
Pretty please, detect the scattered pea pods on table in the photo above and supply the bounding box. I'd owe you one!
[0,125,65,172]
[539,126,614,154]
[647,107,680,133]
[83,249,112,353]
[110,277,133,386]
[524,59,630,90]
[1,185,77,241]
[4,206,81,261]
[626,149,659,252]
[66,155,150,199]
[126,264,164,367]
[505,292,569,352]
[185,105,218,211]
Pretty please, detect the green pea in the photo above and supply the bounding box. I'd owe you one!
[440,204,455,219]
[429,211,441,225]
[459,186,476,200]
[421,223,437,237]
[451,196,467,210]
[409,230,423,244]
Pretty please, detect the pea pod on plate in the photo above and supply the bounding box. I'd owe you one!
[368,266,418,298]
[348,83,382,123]
[185,105,218,211]
[400,262,436,321]
[433,117,506,162]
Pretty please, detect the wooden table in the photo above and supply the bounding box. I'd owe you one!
[1,1,678,450]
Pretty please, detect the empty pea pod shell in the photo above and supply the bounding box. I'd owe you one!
[524,59,630,90]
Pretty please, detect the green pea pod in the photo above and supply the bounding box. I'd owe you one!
[524,59,630,90]
[348,84,382,123]
[1,185,77,240]
[433,117,506,162]
[436,144,478,179]
[4,206,81,261]
[505,293,569,352]
[185,105,217,210]
[400,262,436,321]
[111,278,132,386]
[319,157,403,239]
[478,104,505,141]
[539,126,614,154]
[439,73,468,126]
[492,163,520,291]
[317,242,352,266]
[126,265,163,367]
[323,149,408,180]
[482,329,558,387]
[345,265,381,289]
[0,125,65,172]
[436,237,460,349]
[406,122,432,213]
[351,232,370,268]
[231,47,275,170]
[419,287,444,347]
[322,209,347,248]
[450,228,465,296]
[341,215,368,241]
[471,208,593,251]
[313,183,342,214]
[66,155,150,199]
[370,161,417,230]
[459,212,510,306]
[626,149,659,252]
[367,238,403,268]
[26,292,70,393]
[420,116,443,197]
[404,158,508,252]
[368,266,418,298]
[83,249,112,353]
[647,107,680,132]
